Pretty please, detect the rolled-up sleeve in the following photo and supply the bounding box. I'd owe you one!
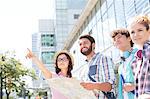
[101,56,115,89]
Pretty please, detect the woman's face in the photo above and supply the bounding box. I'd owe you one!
[129,23,150,47]
[57,54,69,69]
[113,33,131,51]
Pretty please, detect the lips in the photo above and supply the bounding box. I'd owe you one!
[81,47,88,52]
[133,38,141,42]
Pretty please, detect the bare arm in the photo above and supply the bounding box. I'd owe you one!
[80,82,112,92]
[26,48,52,79]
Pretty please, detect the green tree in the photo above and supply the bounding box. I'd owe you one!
[0,51,37,99]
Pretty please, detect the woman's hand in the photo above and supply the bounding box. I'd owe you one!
[26,48,52,79]
[26,48,35,59]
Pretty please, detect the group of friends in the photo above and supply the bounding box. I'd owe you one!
[26,14,150,99]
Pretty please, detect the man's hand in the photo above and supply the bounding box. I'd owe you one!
[80,82,96,90]
[123,83,135,92]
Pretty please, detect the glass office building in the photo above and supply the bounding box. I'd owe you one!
[35,19,56,76]
[63,0,150,73]
[55,0,87,51]
[32,20,55,96]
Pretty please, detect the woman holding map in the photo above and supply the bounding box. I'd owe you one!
[26,49,74,99]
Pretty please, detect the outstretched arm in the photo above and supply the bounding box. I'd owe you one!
[26,48,52,79]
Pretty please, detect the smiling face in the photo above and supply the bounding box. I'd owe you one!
[129,23,150,47]
[79,38,94,56]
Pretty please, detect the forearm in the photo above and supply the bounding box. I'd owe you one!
[32,57,52,79]
[94,82,112,91]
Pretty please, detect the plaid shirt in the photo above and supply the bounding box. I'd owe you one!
[132,40,150,98]
[87,52,115,99]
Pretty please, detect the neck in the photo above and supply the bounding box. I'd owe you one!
[86,51,95,61]
[121,46,132,52]
[60,69,67,76]
[135,44,143,50]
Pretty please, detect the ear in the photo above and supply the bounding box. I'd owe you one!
[128,36,132,42]
[148,28,150,35]
[92,43,95,50]
[113,42,116,47]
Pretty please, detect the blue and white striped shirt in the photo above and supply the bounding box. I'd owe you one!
[78,52,115,99]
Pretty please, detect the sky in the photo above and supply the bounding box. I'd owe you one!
[0,0,55,67]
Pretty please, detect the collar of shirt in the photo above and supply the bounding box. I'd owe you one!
[85,52,99,63]
[120,48,137,61]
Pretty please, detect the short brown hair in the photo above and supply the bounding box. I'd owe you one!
[111,28,130,38]
[79,34,95,44]
[111,28,134,47]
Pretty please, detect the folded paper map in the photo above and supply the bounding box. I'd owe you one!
[47,77,97,99]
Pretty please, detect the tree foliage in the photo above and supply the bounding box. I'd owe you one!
[0,51,37,98]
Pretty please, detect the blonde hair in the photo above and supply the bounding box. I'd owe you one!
[130,15,150,30]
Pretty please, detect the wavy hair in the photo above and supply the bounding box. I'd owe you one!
[130,15,150,30]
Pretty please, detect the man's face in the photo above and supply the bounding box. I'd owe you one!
[113,33,131,51]
[79,38,93,56]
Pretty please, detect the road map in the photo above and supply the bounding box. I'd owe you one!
[47,77,97,99]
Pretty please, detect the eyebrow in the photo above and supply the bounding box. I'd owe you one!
[58,57,67,59]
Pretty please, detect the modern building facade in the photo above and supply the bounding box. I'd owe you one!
[55,0,87,51]
[38,19,56,72]
[32,20,55,98]
[32,19,56,80]
[32,33,40,77]
[63,0,150,74]
[31,0,87,98]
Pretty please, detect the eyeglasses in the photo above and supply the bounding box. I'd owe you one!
[57,57,68,62]
[113,33,126,41]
